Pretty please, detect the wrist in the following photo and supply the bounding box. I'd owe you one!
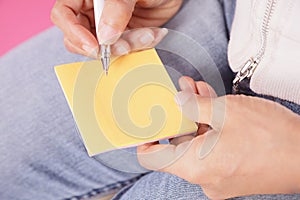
[264,113,300,194]
[283,114,300,193]
[292,116,300,191]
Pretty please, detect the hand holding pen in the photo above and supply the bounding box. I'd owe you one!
[51,0,183,60]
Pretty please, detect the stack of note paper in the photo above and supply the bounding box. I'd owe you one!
[55,49,197,156]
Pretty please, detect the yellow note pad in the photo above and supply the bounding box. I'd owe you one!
[55,49,197,156]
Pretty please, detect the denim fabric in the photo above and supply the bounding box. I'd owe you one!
[0,27,145,199]
[234,79,300,115]
[0,0,299,199]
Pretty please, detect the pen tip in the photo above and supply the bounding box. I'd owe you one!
[100,45,111,76]
[101,58,110,76]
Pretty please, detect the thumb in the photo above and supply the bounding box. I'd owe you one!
[175,92,226,131]
[97,0,136,44]
[137,143,177,171]
[137,139,196,171]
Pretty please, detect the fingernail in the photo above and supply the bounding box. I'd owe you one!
[98,23,121,44]
[115,45,129,55]
[174,91,193,106]
[139,32,155,45]
[82,45,98,58]
[160,28,168,36]
[179,78,194,92]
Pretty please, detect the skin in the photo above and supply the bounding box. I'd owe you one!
[137,76,300,199]
[51,1,300,197]
[51,0,183,58]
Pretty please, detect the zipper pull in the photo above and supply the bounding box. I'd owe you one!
[233,57,260,92]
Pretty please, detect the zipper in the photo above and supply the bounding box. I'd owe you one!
[233,0,277,93]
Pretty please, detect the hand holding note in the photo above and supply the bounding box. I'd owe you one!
[138,77,300,199]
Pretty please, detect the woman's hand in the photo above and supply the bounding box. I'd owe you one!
[137,76,300,199]
[51,0,183,58]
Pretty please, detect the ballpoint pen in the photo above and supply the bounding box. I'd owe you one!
[94,0,110,75]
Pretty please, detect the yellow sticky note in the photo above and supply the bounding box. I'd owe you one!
[55,49,197,156]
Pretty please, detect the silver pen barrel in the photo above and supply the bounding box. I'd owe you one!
[100,44,111,75]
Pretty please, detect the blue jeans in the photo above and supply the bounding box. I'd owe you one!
[1,0,299,199]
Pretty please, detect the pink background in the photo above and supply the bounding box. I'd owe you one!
[0,0,55,56]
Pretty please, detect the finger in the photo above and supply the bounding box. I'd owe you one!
[110,28,168,56]
[137,143,177,171]
[178,79,213,132]
[178,93,213,125]
[139,136,223,189]
[111,38,130,56]
[187,81,215,135]
[97,0,137,44]
[51,1,98,55]
[138,134,212,184]
[137,0,171,8]
[172,76,197,145]
[178,76,197,93]
[121,28,155,51]
[77,12,96,36]
[175,92,226,130]
[123,28,168,51]
[163,132,220,180]
[178,78,217,98]
[121,28,168,53]
[196,81,217,98]
[64,37,98,58]
[170,135,194,145]
[160,132,222,185]
[159,136,206,181]
[193,81,216,133]
[138,138,197,171]
[148,27,168,48]
[170,76,197,145]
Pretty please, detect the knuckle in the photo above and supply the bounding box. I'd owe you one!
[204,190,225,200]
[202,184,226,200]
[183,169,197,183]
[212,158,241,185]
[64,43,73,53]
[50,1,66,24]
[107,0,135,12]
[50,8,56,23]
[50,6,60,24]
[105,0,135,17]
[179,165,203,185]
[64,38,76,53]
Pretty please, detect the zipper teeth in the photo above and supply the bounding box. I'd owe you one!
[255,0,277,61]
[233,0,278,92]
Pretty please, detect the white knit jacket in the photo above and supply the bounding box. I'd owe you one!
[228,0,300,104]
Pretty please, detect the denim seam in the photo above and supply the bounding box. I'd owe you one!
[64,175,143,200]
